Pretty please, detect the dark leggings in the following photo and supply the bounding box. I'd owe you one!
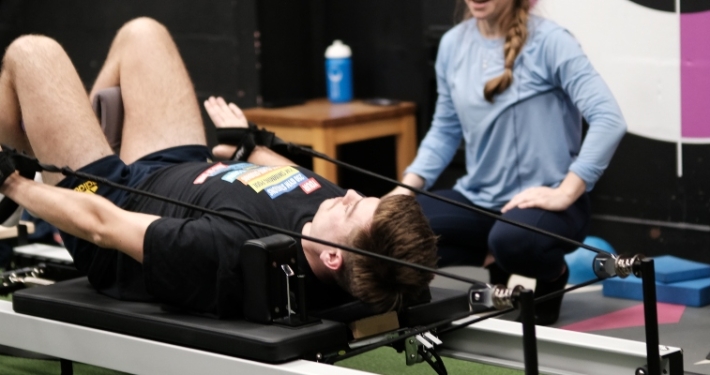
[417,189,591,281]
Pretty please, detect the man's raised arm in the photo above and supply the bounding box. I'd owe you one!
[0,172,158,263]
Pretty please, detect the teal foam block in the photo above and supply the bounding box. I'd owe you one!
[653,255,710,283]
[603,276,710,307]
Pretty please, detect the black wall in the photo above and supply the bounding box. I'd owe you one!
[257,0,459,195]
[0,0,259,149]
[589,135,710,261]
[0,0,453,195]
[316,0,454,195]
[3,0,707,262]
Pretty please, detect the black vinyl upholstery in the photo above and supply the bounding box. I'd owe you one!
[13,278,347,363]
[13,278,470,364]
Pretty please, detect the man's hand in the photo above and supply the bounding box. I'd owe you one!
[501,172,586,213]
[204,96,248,129]
[204,96,248,159]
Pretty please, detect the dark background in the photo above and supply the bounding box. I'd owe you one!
[1,0,708,262]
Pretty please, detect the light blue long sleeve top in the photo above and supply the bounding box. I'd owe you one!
[405,16,627,210]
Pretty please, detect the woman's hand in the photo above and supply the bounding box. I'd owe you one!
[384,173,425,197]
[501,186,574,213]
[386,186,416,197]
[204,96,247,159]
[501,172,586,213]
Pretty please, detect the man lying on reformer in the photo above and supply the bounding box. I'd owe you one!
[0,17,438,317]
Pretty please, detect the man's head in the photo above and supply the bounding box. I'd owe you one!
[305,190,438,312]
[308,190,381,258]
[342,194,438,312]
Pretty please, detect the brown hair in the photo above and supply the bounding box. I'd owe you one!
[459,0,531,102]
[335,195,438,313]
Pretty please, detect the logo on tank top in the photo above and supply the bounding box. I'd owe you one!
[74,181,98,194]
[299,178,321,194]
[194,162,322,198]
[194,162,263,184]
[193,163,229,184]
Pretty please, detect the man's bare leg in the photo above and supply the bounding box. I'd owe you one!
[0,35,113,185]
[90,17,206,163]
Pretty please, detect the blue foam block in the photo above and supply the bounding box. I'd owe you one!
[603,276,710,307]
[652,255,710,283]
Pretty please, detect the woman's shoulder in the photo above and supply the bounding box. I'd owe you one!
[440,18,476,47]
[525,15,580,51]
[528,14,574,42]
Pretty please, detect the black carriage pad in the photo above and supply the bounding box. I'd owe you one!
[314,287,471,328]
[12,278,471,364]
[12,278,348,364]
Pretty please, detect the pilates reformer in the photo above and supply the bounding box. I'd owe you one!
[0,90,685,374]
[0,236,684,375]
[0,149,684,375]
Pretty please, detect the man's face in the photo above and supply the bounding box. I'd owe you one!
[310,189,380,245]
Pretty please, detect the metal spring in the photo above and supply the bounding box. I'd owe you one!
[615,254,644,278]
[1,266,45,283]
[492,285,520,310]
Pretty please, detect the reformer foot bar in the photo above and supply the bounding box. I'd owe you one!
[439,316,683,375]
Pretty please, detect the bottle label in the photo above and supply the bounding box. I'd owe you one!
[326,58,353,103]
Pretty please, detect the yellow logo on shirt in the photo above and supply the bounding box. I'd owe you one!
[74,181,98,194]
[247,166,299,193]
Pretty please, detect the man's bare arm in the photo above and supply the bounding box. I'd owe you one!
[1,173,158,263]
[247,146,296,166]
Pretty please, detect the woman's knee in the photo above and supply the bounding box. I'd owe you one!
[488,226,536,270]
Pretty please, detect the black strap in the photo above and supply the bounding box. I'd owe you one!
[0,144,43,180]
[0,151,16,186]
[232,131,256,162]
[215,123,287,161]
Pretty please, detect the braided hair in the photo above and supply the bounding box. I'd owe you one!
[458,0,531,102]
[483,0,530,102]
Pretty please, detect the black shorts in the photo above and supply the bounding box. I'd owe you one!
[57,145,212,207]
[56,145,212,300]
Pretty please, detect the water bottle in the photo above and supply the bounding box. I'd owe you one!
[325,40,353,103]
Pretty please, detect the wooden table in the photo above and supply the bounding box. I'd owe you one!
[242,99,417,184]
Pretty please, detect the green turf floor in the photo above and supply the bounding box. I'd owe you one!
[0,356,128,375]
[0,348,523,375]
[337,346,524,374]
[0,293,522,374]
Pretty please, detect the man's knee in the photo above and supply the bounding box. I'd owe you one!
[3,35,65,67]
[116,17,171,44]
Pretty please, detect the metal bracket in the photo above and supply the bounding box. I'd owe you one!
[593,253,645,279]
[0,265,50,295]
[469,284,525,310]
[403,331,447,374]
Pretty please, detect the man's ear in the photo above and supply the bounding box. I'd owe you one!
[319,248,343,271]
